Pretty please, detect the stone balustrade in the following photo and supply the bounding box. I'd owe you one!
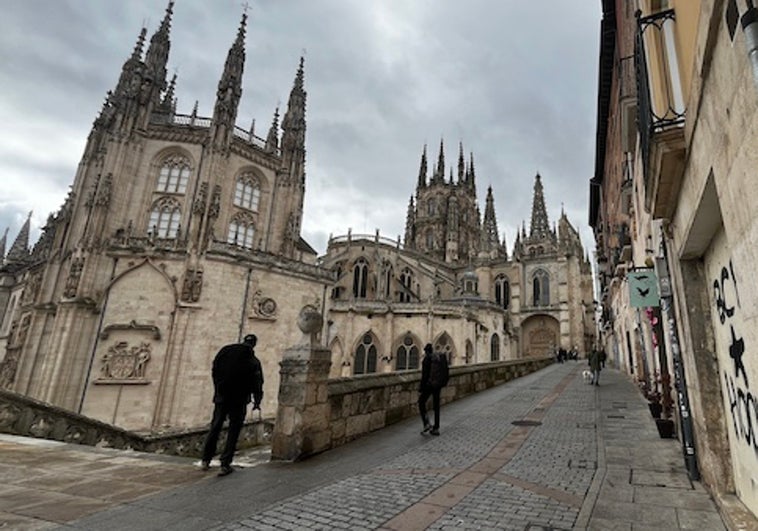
[271,351,552,461]
[0,387,272,457]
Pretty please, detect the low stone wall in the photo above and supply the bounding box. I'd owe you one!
[0,388,273,457]
[327,357,552,449]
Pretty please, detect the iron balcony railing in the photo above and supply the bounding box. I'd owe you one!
[635,9,686,187]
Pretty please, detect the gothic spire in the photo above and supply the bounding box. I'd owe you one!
[160,72,177,112]
[210,12,247,148]
[468,152,476,189]
[0,227,7,261]
[480,186,500,253]
[113,27,147,99]
[6,212,31,264]
[417,144,428,188]
[458,142,465,183]
[280,57,307,175]
[529,173,551,239]
[144,0,174,102]
[434,139,445,184]
[404,196,416,247]
[265,106,280,153]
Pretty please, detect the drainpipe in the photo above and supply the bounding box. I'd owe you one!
[656,233,700,481]
[743,3,758,89]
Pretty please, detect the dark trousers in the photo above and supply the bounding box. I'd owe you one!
[418,387,441,429]
[202,401,247,466]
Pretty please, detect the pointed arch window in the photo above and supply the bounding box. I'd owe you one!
[234,172,261,212]
[227,213,255,249]
[352,258,368,299]
[354,333,378,375]
[490,333,500,361]
[156,155,191,194]
[434,333,454,364]
[465,340,474,364]
[148,197,182,238]
[384,266,393,299]
[399,267,414,303]
[426,229,434,250]
[331,261,345,300]
[495,275,510,309]
[533,269,550,306]
[395,334,419,370]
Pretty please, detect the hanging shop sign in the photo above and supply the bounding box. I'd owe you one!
[628,269,660,308]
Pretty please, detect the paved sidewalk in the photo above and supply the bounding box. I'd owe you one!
[0,363,728,530]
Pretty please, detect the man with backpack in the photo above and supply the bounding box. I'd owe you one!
[418,343,449,436]
[201,334,264,476]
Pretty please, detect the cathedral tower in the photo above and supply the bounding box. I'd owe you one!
[405,141,480,264]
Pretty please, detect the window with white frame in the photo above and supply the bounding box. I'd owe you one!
[148,197,182,238]
[227,214,255,249]
[233,173,261,211]
[156,155,191,194]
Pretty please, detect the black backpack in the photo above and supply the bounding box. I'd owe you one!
[428,352,449,388]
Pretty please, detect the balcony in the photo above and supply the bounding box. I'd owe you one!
[636,9,687,220]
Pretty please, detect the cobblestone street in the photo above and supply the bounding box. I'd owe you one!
[1,363,727,530]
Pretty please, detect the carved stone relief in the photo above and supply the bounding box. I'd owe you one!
[193,182,208,215]
[96,341,151,383]
[64,257,85,298]
[0,402,21,429]
[14,314,31,349]
[181,268,203,303]
[250,289,277,320]
[95,172,113,207]
[0,354,18,389]
[21,270,42,306]
[208,185,221,219]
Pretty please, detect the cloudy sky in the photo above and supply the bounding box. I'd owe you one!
[0,0,601,256]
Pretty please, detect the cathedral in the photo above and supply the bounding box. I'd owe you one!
[0,3,594,433]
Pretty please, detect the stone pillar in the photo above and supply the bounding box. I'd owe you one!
[271,306,332,461]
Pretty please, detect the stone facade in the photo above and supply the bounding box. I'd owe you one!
[0,6,332,432]
[590,0,758,524]
[0,3,594,444]
[322,170,594,376]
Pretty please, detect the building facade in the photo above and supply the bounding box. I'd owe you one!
[590,0,758,523]
[0,4,332,431]
[322,147,594,378]
[0,3,594,440]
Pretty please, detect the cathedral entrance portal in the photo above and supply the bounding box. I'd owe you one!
[521,315,560,357]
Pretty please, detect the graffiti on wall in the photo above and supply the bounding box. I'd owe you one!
[714,260,756,453]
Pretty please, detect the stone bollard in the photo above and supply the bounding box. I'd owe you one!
[270,306,333,461]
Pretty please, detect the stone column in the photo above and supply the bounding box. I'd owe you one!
[271,306,332,461]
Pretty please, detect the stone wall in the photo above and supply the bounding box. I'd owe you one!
[271,355,552,461]
[328,357,551,448]
[0,387,272,457]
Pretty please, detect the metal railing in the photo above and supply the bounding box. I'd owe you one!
[636,9,686,187]
[150,113,276,154]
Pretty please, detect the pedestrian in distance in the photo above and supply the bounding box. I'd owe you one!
[201,334,264,476]
[418,343,449,436]
[588,348,602,386]
[599,348,607,368]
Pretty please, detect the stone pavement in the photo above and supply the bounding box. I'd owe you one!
[0,363,729,530]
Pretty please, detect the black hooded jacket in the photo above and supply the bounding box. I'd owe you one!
[211,343,264,406]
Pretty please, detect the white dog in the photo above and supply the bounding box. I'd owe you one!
[582,370,593,384]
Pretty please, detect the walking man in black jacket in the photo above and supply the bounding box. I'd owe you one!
[201,334,264,476]
[418,343,449,436]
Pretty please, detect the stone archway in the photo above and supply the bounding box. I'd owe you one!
[521,315,560,357]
